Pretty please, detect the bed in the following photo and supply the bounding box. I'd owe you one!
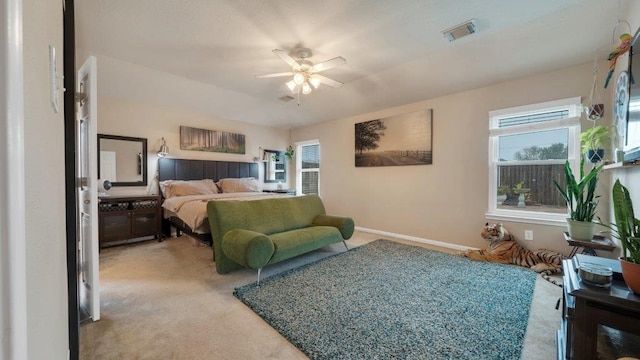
[157,158,286,249]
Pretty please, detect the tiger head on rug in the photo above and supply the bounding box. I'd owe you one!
[464,223,566,278]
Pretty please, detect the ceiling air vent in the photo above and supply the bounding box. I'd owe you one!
[442,19,477,42]
[279,95,295,102]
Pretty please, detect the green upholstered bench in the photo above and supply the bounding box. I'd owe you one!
[207,194,354,283]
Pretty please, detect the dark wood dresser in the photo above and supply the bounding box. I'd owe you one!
[98,194,161,248]
[557,255,640,359]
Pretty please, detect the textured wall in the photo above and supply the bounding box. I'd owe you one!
[22,0,69,358]
[92,95,290,195]
[294,61,614,256]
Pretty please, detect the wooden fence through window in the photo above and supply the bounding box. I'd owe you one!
[498,164,566,207]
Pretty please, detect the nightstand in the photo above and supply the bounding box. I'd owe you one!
[263,189,296,195]
[98,194,161,248]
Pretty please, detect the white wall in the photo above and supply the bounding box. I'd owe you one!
[604,0,640,238]
[22,0,69,358]
[73,50,294,196]
[294,61,615,255]
[93,95,291,195]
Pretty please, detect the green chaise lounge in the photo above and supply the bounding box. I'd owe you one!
[207,194,354,283]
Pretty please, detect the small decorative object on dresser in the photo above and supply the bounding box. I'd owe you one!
[98,194,162,248]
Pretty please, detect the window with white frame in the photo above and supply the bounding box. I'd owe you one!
[296,140,320,195]
[487,97,582,223]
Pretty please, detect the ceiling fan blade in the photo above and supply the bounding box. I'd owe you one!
[273,49,300,69]
[255,72,294,79]
[311,74,343,88]
[312,56,346,72]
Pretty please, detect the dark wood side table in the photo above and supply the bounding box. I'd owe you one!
[98,194,162,248]
[557,255,640,359]
[263,189,296,195]
[564,232,617,257]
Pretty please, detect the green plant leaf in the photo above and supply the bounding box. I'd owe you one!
[611,180,640,263]
[554,157,602,222]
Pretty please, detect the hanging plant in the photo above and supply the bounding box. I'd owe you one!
[579,126,611,153]
[285,145,295,160]
[584,56,605,121]
[584,103,604,121]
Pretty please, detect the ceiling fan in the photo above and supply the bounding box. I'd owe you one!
[256,48,346,98]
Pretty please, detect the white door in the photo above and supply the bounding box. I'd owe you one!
[77,56,100,321]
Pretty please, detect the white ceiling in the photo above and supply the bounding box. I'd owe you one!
[76,0,627,128]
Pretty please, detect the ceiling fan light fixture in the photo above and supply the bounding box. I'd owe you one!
[309,76,321,89]
[257,48,347,103]
[293,72,305,85]
[302,82,312,95]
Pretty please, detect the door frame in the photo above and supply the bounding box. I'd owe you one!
[0,0,28,358]
[63,0,79,359]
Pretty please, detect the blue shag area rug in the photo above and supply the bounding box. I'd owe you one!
[234,239,537,360]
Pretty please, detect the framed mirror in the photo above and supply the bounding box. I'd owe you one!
[263,149,286,183]
[97,134,148,186]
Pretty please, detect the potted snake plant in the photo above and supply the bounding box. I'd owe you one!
[553,156,603,241]
[601,180,640,294]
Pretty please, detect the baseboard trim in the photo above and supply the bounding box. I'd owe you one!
[355,226,476,252]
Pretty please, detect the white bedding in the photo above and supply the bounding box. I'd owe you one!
[162,192,288,234]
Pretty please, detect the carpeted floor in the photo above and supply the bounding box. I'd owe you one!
[80,231,563,359]
[235,239,537,360]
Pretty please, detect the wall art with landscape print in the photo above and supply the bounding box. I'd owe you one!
[180,126,245,154]
[355,109,432,167]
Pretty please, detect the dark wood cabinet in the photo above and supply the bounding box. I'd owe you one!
[262,189,296,195]
[98,195,161,248]
[557,255,640,359]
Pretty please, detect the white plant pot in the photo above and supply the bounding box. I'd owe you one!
[566,219,595,241]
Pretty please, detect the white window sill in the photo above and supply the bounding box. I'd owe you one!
[485,210,567,227]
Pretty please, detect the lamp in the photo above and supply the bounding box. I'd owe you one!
[302,81,312,95]
[293,72,305,85]
[98,179,112,196]
[287,70,318,105]
[158,137,169,158]
[253,147,268,162]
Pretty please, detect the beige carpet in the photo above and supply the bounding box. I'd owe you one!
[80,231,562,359]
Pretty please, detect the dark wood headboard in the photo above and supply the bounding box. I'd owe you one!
[158,158,258,182]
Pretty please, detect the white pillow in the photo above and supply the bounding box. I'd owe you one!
[217,177,261,193]
[160,179,219,198]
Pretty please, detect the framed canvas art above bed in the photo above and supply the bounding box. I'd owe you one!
[180,125,246,154]
[354,109,433,167]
